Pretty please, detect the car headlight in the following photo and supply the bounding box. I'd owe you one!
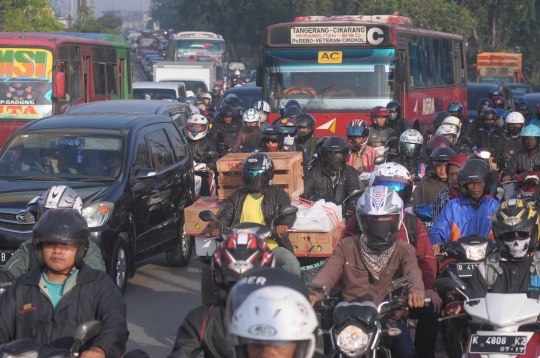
[462,242,487,261]
[82,202,114,228]
[336,325,372,357]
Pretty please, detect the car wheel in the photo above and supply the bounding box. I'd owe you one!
[166,219,193,267]
[110,234,129,294]
[201,258,217,304]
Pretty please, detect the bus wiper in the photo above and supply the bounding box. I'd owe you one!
[301,83,338,113]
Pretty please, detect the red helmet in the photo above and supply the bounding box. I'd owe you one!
[212,233,275,299]
[277,117,298,136]
[447,153,469,169]
[491,96,505,109]
[426,135,452,157]
[370,106,390,128]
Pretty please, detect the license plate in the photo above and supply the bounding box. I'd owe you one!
[423,221,433,229]
[456,262,479,278]
[0,251,13,266]
[469,334,527,355]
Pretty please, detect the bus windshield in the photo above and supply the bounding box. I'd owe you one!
[0,48,53,120]
[176,40,224,60]
[263,48,396,112]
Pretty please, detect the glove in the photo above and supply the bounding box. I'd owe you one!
[442,299,463,317]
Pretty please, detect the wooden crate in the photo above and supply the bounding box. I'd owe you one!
[184,197,226,236]
[216,152,304,200]
[290,220,345,258]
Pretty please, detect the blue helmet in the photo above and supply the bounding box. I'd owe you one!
[521,124,540,138]
[495,108,507,120]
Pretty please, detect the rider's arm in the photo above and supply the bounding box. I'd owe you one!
[84,241,106,272]
[345,166,361,195]
[311,239,347,301]
[428,200,455,245]
[399,242,425,295]
[505,151,518,177]
[301,170,316,200]
[411,219,436,290]
[168,307,206,358]
[216,191,238,229]
[0,240,32,282]
[230,131,243,151]
[274,187,295,228]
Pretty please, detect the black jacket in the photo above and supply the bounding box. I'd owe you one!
[505,147,540,177]
[388,117,411,140]
[208,117,243,148]
[369,127,396,145]
[0,265,127,357]
[188,137,218,171]
[296,135,319,162]
[469,127,503,152]
[412,175,449,206]
[168,302,231,358]
[217,186,297,252]
[493,133,522,170]
[392,156,423,177]
[302,165,360,204]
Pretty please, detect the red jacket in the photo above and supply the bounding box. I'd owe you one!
[344,216,436,290]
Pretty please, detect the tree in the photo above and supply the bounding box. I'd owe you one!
[67,6,112,33]
[0,0,63,32]
[97,11,123,30]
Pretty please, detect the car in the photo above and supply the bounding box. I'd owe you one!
[133,82,187,101]
[0,113,195,293]
[467,82,499,120]
[216,85,262,111]
[522,93,540,112]
[500,83,533,94]
[66,100,193,128]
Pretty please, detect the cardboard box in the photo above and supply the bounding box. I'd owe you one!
[291,220,345,258]
[184,196,226,236]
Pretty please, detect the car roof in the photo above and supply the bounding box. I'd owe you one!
[133,82,184,89]
[523,93,540,109]
[223,86,262,94]
[66,100,187,115]
[21,113,173,134]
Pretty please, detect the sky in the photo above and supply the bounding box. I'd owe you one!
[92,0,152,16]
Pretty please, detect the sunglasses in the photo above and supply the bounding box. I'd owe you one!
[262,139,278,144]
[500,231,530,241]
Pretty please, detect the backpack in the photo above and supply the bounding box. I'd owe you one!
[404,212,418,246]
[482,251,540,290]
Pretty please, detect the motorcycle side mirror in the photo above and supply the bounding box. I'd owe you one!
[199,210,217,222]
[73,320,102,343]
[434,277,459,293]
[343,189,363,204]
[271,205,298,229]
[526,176,540,186]
[374,155,386,165]
[387,274,414,293]
[207,151,219,160]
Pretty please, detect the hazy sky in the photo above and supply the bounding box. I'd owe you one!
[93,0,152,15]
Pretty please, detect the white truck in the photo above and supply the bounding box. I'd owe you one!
[153,61,223,95]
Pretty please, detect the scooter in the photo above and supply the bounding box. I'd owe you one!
[436,277,540,358]
[308,275,431,357]
[496,171,540,203]
[412,204,433,231]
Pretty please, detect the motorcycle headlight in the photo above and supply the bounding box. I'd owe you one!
[82,202,114,228]
[462,242,487,261]
[2,353,38,358]
[336,325,372,357]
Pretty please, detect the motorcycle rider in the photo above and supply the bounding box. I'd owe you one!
[441,116,470,154]
[369,106,396,147]
[0,186,106,283]
[466,98,494,138]
[0,209,127,358]
[494,111,525,172]
[224,95,244,119]
[168,234,276,358]
[392,129,424,176]
[345,119,379,175]
[432,154,469,221]
[208,104,243,155]
[488,89,503,102]
[302,136,361,208]
[491,95,505,110]
[253,100,271,129]
[211,84,222,105]
[295,113,319,162]
[258,125,286,153]
[447,101,469,133]
[185,114,218,171]
[276,117,298,152]
[210,153,300,276]
[435,123,459,146]
[515,99,535,125]
[413,147,455,206]
[386,101,410,139]
[502,124,540,185]
[310,186,426,358]
[231,109,262,151]
[198,93,212,112]
[429,159,500,252]
[469,107,503,153]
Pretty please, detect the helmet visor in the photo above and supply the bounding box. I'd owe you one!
[371,177,412,203]
[357,213,400,244]
[401,142,422,157]
[347,126,368,137]
[281,127,297,135]
[187,124,206,133]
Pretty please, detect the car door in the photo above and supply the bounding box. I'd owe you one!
[168,105,189,128]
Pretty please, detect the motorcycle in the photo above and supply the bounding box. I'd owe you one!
[412,204,433,231]
[193,151,218,198]
[438,235,497,358]
[436,277,540,358]
[308,275,431,357]
[496,171,540,203]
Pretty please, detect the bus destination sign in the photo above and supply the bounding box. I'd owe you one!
[291,26,386,45]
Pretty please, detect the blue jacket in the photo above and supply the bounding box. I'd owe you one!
[429,195,500,245]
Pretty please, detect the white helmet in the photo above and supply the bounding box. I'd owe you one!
[506,111,526,125]
[186,90,195,97]
[242,108,260,123]
[202,93,212,100]
[399,129,423,144]
[254,101,271,114]
[229,285,318,358]
[399,129,423,158]
[369,163,413,204]
[442,115,462,138]
[185,114,209,140]
[38,185,83,219]
[436,123,459,143]
[369,162,412,186]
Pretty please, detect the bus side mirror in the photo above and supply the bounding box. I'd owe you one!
[256,66,262,87]
[53,72,66,98]
[396,62,407,84]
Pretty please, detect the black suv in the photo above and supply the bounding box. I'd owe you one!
[0,113,195,292]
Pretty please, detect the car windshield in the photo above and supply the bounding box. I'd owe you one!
[217,89,262,110]
[0,133,125,180]
[263,48,396,112]
[508,85,532,93]
[134,88,177,100]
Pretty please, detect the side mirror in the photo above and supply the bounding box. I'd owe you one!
[460,134,472,147]
[207,151,219,160]
[434,277,460,293]
[279,205,298,216]
[136,168,158,180]
[374,155,386,165]
[53,71,66,98]
[73,320,102,343]
[256,66,262,87]
[199,210,218,222]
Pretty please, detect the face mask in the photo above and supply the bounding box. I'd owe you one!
[283,136,295,146]
[482,121,494,131]
[245,124,257,132]
[389,112,398,121]
[324,153,343,173]
[507,125,522,136]
[503,237,531,258]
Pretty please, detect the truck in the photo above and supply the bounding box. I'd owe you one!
[153,61,224,95]
[477,52,524,84]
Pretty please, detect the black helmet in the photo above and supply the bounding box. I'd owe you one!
[225,95,244,114]
[212,84,221,94]
[285,99,301,109]
[480,107,498,131]
[488,89,502,100]
[315,136,329,163]
[321,136,348,174]
[242,153,274,191]
[458,159,492,197]
[477,98,494,115]
[492,199,539,260]
[386,101,402,122]
[32,208,90,269]
[434,111,450,129]
[429,147,455,166]
[516,100,530,113]
[283,106,302,119]
[260,125,284,151]
[219,104,235,119]
[295,113,316,140]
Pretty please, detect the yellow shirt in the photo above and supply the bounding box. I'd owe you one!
[240,194,278,250]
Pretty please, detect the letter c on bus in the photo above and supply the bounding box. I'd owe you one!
[367,28,384,45]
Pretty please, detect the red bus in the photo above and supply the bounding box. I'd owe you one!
[135,32,160,62]
[259,15,468,137]
[0,32,132,146]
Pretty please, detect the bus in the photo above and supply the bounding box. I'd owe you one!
[0,32,133,146]
[259,15,468,137]
[167,31,225,64]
